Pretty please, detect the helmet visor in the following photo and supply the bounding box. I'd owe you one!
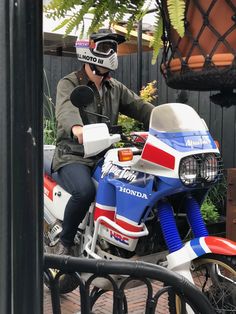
[93,40,118,56]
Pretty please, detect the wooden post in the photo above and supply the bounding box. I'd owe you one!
[226,168,236,241]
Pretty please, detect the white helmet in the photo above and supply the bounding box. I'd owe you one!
[75,29,126,72]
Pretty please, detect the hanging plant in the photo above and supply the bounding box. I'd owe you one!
[159,0,236,107]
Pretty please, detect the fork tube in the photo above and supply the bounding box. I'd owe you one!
[157,200,183,253]
[186,196,209,238]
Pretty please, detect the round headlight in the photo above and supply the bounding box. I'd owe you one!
[179,157,198,185]
[200,154,218,182]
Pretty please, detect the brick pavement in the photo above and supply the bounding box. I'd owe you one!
[44,280,169,314]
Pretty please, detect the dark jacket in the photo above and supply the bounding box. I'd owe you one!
[52,66,154,171]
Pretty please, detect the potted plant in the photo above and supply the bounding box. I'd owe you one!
[159,0,236,94]
[201,197,226,237]
[201,176,227,237]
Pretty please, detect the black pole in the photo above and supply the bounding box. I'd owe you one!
[137,19,143,93]
[0,1,11,313]
[0,1,43,313]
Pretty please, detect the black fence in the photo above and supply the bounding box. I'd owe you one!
[44,254,214,314]
[44,52,236,169]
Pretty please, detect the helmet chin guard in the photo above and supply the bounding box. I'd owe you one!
[89,64,109,77]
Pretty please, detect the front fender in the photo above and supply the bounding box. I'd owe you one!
[190,236,236,256]
[167,236,236,271]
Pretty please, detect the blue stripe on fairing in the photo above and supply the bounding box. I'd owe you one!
[149,129,216,152]
[190,238,206,257]
[92,160,103,182]
[149,129,210,138]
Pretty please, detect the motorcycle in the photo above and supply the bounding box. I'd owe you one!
[44,85,236,312]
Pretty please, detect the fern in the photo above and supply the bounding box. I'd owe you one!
[44,0,79,18]
[135,0,147,20]
[66,0,95,35]
[125,0,146,38]
[88,1,109,34]
[113,4,126,24]
[150,10,163,64]
[167,0,185,37]
[44,0,186,59]
[52,18,70,32]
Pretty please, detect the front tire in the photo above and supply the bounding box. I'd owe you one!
[44,268,80,295]
[192,254,236,313]
[44,236,80,294]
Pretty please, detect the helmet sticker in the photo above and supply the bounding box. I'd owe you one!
[75,40,90,48]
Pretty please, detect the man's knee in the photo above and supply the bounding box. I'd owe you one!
[72,183,96,205]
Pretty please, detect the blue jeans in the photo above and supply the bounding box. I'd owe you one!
[57,163,96,246]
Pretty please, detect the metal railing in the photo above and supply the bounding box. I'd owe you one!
[44,254,214,314]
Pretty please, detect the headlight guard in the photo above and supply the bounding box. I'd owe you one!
[179,153,223,187]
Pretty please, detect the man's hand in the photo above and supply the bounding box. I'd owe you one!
[72,125,83,144]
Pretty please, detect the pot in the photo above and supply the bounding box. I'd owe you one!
[161,0,236,91]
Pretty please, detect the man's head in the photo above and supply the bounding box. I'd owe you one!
[75,29,126,76]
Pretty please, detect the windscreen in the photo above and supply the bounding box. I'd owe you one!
[150,103,208,133]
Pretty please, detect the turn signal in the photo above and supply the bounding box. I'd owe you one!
[214,140,220,149]
[118,149,133,162]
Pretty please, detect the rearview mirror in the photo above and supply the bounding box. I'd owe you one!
[70,85,94,108]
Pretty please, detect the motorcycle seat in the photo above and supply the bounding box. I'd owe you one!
[44,147,65,187]
[44,148,54,176]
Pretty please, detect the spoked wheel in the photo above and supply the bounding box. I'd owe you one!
[44,268,80,294]
[44,237,80,294]
[192,254,236,313]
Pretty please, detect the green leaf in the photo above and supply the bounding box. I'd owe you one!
[201,197,220,223]
[52,18,70,32]
[149,13,163,64]
[167,0,185,37]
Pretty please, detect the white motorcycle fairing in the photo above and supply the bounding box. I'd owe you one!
[83,123,120,158]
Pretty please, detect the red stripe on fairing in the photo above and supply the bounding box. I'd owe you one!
[141,143,175,169]
[94,206,115,221]
[94,208,142,239]
[44,174,57,201]
[94,209,135,238]
[205,236,236,255]
[115,217,143,233]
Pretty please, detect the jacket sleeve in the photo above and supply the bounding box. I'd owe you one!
[55,78,83,137]
[117,81,154,130]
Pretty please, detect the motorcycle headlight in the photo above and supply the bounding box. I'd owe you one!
[179,157,198,185]
[200,154,218,182]
[179,153,221,187]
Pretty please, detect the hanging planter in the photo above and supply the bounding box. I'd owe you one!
[160,0,236,97]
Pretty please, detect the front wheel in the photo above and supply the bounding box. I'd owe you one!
[44,235,80,294]
[192,253,236,313]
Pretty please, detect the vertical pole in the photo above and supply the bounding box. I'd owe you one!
[137,19,143,93]
[0,1,43,313]
[0,1,11,313]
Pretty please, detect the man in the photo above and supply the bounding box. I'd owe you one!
[52,28,154,255]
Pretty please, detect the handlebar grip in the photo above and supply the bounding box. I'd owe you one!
[133,149,143,155]
[109,125,123,134]
[61,144,85,157]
